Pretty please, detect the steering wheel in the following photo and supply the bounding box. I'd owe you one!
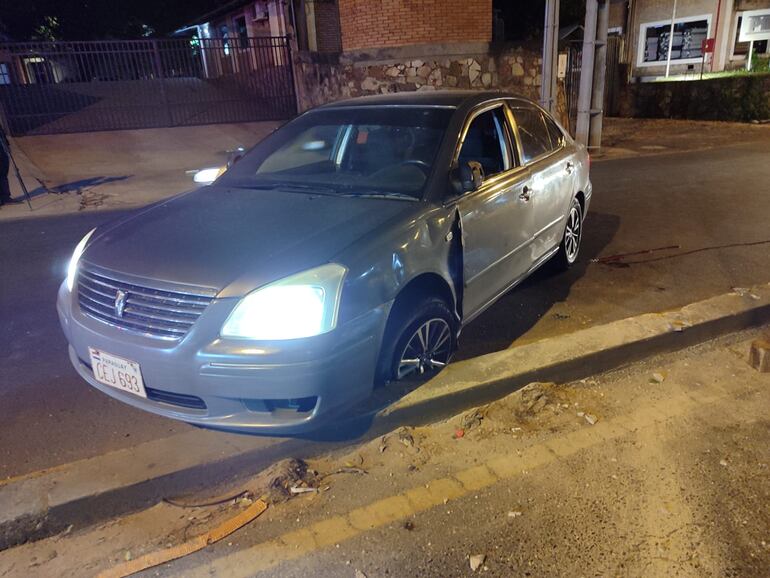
[395,160,431,176]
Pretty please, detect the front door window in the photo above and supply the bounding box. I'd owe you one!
[457,108,512,180]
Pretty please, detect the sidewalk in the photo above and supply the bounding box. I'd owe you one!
[2,326,768,576]
[598,117,770,160]
[0,121,281,221]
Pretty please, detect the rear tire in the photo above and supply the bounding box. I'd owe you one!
[553,197,583,271]
[376,297,456,386]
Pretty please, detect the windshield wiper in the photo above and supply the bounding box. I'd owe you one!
[341,190,419,202]
[230,182,340,196]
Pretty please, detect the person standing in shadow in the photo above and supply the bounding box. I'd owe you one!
[1,126,23,207]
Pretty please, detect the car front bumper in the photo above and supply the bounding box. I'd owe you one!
[57,281,389,434]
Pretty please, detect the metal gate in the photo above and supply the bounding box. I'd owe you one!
[564,43,583,136]
[564,35,625,134]
[0,37,296,136]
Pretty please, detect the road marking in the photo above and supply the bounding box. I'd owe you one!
[187,379,761,578]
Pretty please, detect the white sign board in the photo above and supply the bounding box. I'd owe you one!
[739,9,770,42]
[557,53,568,79]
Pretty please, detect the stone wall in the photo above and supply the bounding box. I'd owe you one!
[293,45,570,127]
[620,74,770,121]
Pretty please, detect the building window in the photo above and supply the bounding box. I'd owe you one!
[0,63,10,85]
[638,15,710,65]
[235,16,249,48]
[733,15,769,57]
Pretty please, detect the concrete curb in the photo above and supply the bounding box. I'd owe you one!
[2,283,769,551]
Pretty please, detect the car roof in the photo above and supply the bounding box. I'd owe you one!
[317,90,535,110]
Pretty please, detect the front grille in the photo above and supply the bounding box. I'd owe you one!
[77,267,215,339]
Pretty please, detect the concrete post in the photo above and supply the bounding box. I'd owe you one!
[540,0,561,114]
[664,0,679,78]
[576,0,598,145]
[589,0,609,149]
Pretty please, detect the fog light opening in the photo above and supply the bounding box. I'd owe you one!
[243,396,318,415]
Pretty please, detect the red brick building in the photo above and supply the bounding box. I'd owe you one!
[183,0,493,55]
[337,0,492,51]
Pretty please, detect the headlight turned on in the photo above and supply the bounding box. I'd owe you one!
[66,228,96,292]
[221,263,347,340]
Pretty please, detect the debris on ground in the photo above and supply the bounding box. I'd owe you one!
[397,427,415,448]
[251,458,314,504]
[460,408,485,432]
[584,413,598,426]
[507,511,522,518]
[454,428,465,439]
[469,553,486,572]
[289,486,319,495]
[748,339,770,372]
[668,319,691,332]
[650,372,666,384]
[518,383,553,417]
[354,569,368,578]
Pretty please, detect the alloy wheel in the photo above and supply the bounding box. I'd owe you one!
[564,205,582,263]
[396,318,452,380]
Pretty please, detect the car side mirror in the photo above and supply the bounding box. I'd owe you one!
[458,161,484,192]
[191,166,226,186]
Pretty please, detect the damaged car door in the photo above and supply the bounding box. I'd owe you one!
[450,102,536,319]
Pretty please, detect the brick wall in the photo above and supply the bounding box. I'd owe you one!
[337,0,493,52]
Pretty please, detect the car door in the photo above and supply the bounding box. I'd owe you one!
[451,103,535,319]
[510,105,575,261]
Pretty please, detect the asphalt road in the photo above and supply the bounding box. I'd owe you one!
[2,139,769,480]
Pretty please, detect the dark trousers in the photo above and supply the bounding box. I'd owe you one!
[0,147,10,202]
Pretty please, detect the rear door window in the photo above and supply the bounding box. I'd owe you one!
[512,108,553,163]
[543,114,565,149]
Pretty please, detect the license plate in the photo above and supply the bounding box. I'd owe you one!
[88,347,147,399]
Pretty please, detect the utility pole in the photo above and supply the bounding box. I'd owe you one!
[575,0,609,149]
[589,0,609,149]
[540,0,560,114]
[664,0,679,78]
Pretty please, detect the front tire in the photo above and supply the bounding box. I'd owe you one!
[377,298,456,385]
[553,197,583,270]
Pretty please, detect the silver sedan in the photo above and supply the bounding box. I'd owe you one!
[57,91,591,434]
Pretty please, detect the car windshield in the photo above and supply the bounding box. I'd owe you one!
[221,107,453,199]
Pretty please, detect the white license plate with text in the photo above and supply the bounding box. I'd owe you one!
[88,347,147,398]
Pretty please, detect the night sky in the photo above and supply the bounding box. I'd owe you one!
[0,0,223,40]
[0,0,587,42]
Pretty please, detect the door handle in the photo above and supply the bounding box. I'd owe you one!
[519,186,531,202]
[565,161,575,175]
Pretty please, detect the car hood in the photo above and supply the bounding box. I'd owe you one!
[82,186,417,297]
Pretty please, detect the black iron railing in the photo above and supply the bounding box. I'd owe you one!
[0,37,296,135]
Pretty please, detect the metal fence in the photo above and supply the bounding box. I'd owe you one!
[564,35,625,134]
[0,37,296,136]
[564,43,583,136]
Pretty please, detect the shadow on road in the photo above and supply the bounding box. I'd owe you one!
[28,175,131,198]
[457,210,621,360]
